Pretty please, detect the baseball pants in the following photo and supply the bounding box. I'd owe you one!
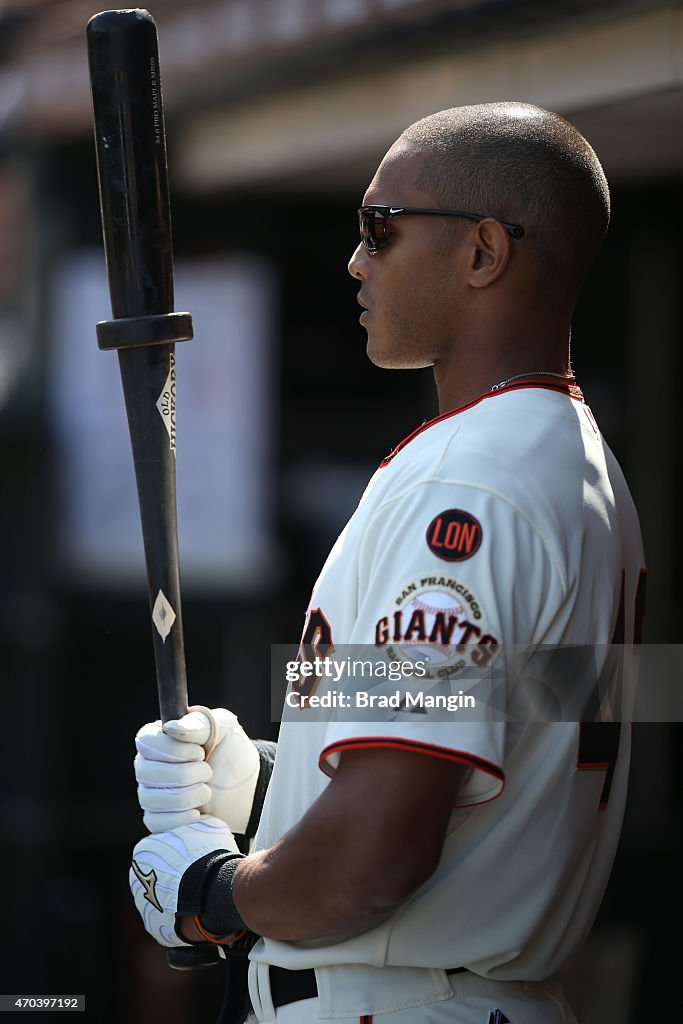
[244,971,579,1023]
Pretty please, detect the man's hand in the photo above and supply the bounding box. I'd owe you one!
[129,816,239,948]
[135,708,260,834]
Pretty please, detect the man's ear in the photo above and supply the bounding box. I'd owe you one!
[466,219,512,287]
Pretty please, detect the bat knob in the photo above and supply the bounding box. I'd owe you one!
[87,8,155,36]
[167,946,222,970]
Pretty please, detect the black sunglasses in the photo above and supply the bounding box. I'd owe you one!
[358,205,525,255]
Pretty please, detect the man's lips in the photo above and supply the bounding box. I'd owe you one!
[357,295,370,324]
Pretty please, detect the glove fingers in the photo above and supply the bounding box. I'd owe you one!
[135,729,206,764]
[138,781,213,812]
[142,808,202,833]
[134,709,259,839]
[162,710,214,746]
[134,754,212,787]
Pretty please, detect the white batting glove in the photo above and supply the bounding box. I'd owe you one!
[129,816,239,948]
[135,708,260,835]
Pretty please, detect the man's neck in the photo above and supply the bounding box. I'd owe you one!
[433,353,573,415]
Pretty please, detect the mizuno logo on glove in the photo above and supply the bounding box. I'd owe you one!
[131,858,163,913]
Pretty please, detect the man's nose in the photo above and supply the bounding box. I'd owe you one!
[348,242,369,280]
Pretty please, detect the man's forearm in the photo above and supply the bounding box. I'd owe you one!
[231,840,400,941]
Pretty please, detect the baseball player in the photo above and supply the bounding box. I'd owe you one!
[130,103,646,1024]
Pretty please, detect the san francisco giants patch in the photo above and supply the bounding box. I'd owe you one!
[426,509,482,561]
[374,575,498,678]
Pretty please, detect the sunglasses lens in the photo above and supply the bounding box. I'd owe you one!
[359,209,387,253]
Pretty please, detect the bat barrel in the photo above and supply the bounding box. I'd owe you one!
[87,9,173,319]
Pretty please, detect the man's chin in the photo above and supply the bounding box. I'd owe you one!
[366,336,433,370]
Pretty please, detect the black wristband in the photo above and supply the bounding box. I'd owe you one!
[176,850,238,916]
[200,855,248,935]
[176,849,247,937]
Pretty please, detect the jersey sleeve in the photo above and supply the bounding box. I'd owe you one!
[318,479,567,806]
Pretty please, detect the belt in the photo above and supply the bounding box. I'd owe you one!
[269,965,466,1010]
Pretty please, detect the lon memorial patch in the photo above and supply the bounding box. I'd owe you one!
[426,509,482,561]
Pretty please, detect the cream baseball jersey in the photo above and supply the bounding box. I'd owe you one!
[251,379,645,1004]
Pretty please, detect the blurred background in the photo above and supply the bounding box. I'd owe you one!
[0,0,681,1020]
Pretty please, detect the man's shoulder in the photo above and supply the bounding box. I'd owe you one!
[388,386,589,494]
[445,383,585,447]
[367,386,625,581]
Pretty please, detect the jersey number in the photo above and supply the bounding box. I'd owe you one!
[577,569,646,808]
[293,608,334,701]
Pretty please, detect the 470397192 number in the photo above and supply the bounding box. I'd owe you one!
[1,996,84,1012]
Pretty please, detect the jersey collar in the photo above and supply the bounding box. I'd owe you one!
[379,376,584,468]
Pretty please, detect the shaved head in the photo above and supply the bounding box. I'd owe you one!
[399,102,610,297]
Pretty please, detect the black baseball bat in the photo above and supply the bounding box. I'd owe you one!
[87,8,220,971]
